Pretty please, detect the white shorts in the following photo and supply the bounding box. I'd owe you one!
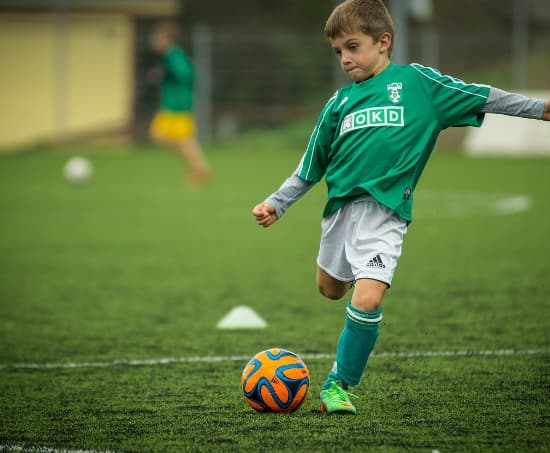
[317,196,408,286]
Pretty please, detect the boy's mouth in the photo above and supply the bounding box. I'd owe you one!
[346,67,363,78]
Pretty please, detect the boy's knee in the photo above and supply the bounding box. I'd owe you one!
[351,279,388,312]
[318,283,347,300]
[351,294,383,312]
[316,268,350,300]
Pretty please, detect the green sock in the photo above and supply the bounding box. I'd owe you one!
[322,302,383,390]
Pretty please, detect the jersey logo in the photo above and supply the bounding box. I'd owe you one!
[338,96,349,109]
[366,254,386,269]
[387,82,403,103]
[340,106,404,135]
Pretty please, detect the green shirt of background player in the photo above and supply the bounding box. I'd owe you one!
[253,0,550,415]
[160,45,194,112]
[149,22,211,187]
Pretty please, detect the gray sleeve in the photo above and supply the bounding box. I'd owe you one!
[264,174,314,220]
[482,87,545,119]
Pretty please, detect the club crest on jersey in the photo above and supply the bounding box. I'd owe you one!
[387,82,403,103]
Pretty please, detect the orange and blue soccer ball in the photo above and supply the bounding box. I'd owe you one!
[241,348,310,413]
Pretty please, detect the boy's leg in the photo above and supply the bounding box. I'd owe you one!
[351,278,387,312]
[319,197,407,413]
[150,112,211,186]
[178,138,211,186]
[316,267,352,300]
[322,278,387,391]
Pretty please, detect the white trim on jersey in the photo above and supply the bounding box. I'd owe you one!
[297,93,338,180]
[410,63,489,100]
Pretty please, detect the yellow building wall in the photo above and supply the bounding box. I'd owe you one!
[0,14,56,148]
[0,12,133,150]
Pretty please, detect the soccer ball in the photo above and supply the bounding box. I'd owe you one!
[63,156,93,183]
[241,348,310,413]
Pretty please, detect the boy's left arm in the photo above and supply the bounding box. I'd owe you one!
[482,87,548,120]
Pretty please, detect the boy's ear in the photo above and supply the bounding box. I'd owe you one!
[378,32,393,54]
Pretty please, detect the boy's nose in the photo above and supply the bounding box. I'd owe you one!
[340,51,352,65]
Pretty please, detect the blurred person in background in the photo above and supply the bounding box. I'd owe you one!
[149,21,211,187]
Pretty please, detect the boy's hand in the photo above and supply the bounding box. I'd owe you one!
[543,98,550,121]
[253,203,278,228]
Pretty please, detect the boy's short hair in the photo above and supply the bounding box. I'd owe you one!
[325,0,394,55]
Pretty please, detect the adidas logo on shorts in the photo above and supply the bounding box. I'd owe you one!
[366,254,385,269]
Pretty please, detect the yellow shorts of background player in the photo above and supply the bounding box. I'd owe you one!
[150,110,196,142]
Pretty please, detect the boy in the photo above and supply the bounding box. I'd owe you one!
[253,0,550,415]
[149,21,211,186]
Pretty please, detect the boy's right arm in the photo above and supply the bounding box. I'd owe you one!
[253,91,339,228]
[253,174,313,228]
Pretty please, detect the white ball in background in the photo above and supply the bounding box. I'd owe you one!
[63,157,93,183]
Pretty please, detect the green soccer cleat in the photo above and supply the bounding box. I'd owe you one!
[320,381,357,415]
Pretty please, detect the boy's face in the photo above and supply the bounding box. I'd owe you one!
[329,31,391,82]
[150,30,172,54]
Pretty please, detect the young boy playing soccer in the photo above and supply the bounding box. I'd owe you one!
[253,0,550,415]
[149,21,211,187]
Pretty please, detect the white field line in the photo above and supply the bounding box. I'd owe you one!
[0,348,548,371]
[0,446,117,453]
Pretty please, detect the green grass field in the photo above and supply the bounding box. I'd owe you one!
[1,130,549,452]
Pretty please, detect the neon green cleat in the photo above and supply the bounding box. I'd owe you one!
[320,381,357,415]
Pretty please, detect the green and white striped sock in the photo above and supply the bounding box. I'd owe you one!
[323,301,383,390]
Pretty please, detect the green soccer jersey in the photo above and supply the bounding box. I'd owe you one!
[296,62,490,221]
[160,46,195,112]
